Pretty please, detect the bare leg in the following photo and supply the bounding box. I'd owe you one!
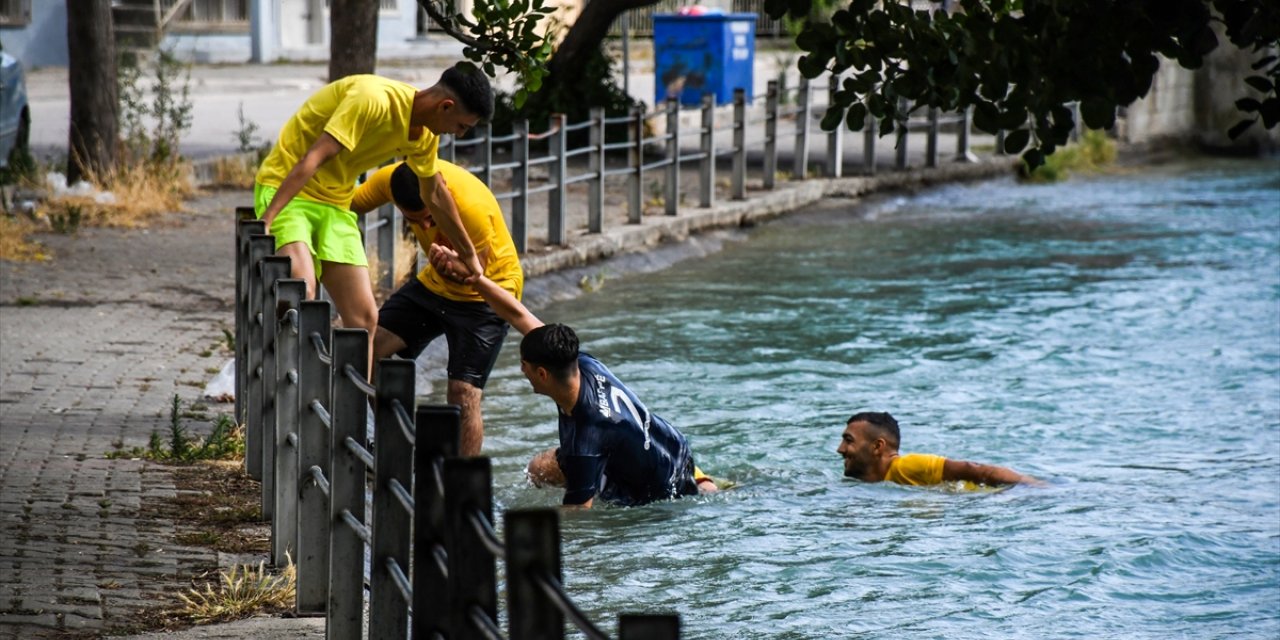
[373,327,408,360]
[447,379,484,456]
[319,261,378,377]
[277,241,317,299]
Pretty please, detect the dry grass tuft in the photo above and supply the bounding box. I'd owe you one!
[205,155,260,190]
[178,556,296,623]
[67,161,195,228]
[0,216,50,262]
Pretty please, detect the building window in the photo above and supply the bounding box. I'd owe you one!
[322,0,401,12]
[0,0,31,27]
[172,0,250,27]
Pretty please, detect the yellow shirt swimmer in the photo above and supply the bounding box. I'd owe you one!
[838,412,1042,489]
[352,160,523,303]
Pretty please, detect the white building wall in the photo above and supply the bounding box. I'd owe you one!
[0,0,69,68]
[1119,59,1198,144]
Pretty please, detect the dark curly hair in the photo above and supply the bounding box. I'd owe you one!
[520,324,579,382]
[439,62,494,121]
[389,163,425,212]
[848,411,900,448]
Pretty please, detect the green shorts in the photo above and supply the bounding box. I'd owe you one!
[254,183,368,279]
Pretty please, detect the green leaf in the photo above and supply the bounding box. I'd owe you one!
[820,107,845,131]
[1245,75,1274,94]
[1227,118,1256,140]
[1261,98,1280,128]
[972,101,999,134]
[1080,98,1116,130]
[1252,55,1278,71]
[1236,97,1262,112]
[1021,147,1045,171]
[997,106,1027,131]
[1003,128,1031,154]
[846,102,868,131]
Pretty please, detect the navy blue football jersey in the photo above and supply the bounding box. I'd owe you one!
[556,353,698,506]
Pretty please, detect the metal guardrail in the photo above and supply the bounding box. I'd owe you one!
[426,68,985,256]
[235,220,679,639]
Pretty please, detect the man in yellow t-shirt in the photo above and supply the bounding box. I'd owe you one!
[837,412,1039,487]
[350,160,521,456]
[254,63,492,376]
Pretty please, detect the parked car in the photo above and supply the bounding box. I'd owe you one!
[1,43,31,171]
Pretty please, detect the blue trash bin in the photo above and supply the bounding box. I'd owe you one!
[654,13,756,107]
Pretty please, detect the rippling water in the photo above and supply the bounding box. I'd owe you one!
[472,158,1280,638]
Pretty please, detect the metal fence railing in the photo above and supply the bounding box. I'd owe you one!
[421,67,993,256]
[235,219,681,638]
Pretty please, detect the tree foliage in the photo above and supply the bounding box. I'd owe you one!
[763,0,1279,167]
[416,0,557,108]
[420,0,1277,166]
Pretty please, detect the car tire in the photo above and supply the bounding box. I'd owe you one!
[9,107,29,164]
[5,107,30,178]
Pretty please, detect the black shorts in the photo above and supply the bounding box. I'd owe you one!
[377,278,510,389]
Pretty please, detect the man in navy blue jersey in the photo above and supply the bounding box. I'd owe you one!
[519,323,717,507]
[429,244,717,507]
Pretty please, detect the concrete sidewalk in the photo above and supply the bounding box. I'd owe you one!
[3,58,1013,639]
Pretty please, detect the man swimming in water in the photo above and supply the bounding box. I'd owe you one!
[838,412,1040,487]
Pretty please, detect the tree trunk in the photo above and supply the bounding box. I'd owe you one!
[545,0,656,91]
[66,0,119,185]
[329,0,379,81]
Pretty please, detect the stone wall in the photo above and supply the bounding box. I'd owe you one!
[1120,28,1279,154]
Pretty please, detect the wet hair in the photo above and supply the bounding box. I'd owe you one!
[848,411,900,448]
[520,324,579,382]
[439,63,494,121]
[389,163,426,212]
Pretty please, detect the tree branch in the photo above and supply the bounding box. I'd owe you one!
[416,0,482,49]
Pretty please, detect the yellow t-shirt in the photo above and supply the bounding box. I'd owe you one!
[883,453,946,486]
[256,75,439,209]
[352,160,523,304]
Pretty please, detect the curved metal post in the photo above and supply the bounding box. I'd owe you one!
[257,255,291,519]
[665,98,679,216]
[272,278,305,568]
[445,458,497,637]
[506,509,563,639]
[512,120,529,253]
[413,405,461,639]
[295,300,332,614]
[764,80,778,189]
[732,88,746,200]
[548,113,567,246]
[698,93,715,208]
[327,328,369,640]
[826,73,843,177]
[370,358,415,640]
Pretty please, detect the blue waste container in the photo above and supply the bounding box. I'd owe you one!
[654,13,756,107]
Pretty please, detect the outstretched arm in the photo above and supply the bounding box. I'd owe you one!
[421,172,483,280]
[942,459,1041,486]
[428,244,544,335]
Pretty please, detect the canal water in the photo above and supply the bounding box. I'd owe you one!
[473,158,1279,638]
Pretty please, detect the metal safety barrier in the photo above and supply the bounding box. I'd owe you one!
[422,67,990,256]
[236,223,682,638]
